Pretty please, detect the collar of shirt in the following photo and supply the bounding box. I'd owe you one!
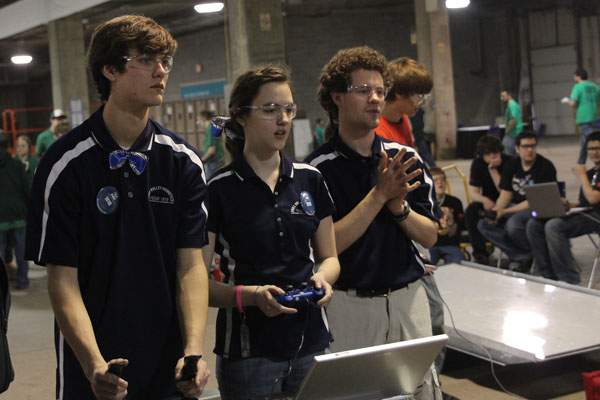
[230,151,294,182]
[88,105,155,154]
[329,129,384,165]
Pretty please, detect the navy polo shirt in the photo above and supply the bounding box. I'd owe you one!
[304,132,438,290]
[208,154,334,359]
[25,106,208,398]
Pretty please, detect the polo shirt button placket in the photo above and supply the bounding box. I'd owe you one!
[123,172,129,178]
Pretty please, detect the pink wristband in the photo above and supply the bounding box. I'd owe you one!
[236,285,244,313]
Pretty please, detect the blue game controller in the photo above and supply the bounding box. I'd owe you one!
[274,283,325,306]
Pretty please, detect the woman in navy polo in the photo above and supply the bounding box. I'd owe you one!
[202,66,340,399]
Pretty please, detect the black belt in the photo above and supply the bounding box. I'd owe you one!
[333,285,408,298]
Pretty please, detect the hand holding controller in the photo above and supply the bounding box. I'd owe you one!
[179,355,202,382]
[274,283,325,307]
[107,362,126,377]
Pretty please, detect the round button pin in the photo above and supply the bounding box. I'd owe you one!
[300,191,315,216]
[96,186,119,215]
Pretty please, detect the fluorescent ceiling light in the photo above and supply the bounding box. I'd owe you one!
[11,55,32,64]
[194,2,224,13]
[446,0,470,8]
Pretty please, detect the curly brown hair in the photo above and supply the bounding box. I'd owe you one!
[385,57,432,101]
[87,15,178,102]
[317,46,389,124]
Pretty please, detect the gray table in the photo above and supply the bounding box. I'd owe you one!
[434,262,600,365]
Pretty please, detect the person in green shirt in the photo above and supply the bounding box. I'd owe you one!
[569,69,600,164]
[314,117,325,147]
[200,110,225,179]
[500,90,523,157]
[35,109,68,157]
[14,135,38,184]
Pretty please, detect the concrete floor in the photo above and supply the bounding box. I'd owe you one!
[3,135,599,399]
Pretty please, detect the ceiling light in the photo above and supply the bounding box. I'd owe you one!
[11,55,32,64]
[446,0,470,8]
[194,2,224,13]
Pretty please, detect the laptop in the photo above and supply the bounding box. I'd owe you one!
[524,182,591,219]
[260,334,448,400]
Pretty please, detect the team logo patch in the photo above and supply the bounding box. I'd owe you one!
[96,186,119,215]
[148,186,175,204]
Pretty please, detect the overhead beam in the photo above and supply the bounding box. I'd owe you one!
[0,0,110,40]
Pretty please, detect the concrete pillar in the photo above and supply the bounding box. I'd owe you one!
[224,0,291,154]
[414,0,436,137]
[416,0,458,160]
[224,0,286,82]
[48,15,90,126]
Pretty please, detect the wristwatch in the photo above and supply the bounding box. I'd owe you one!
[391,200,411,222]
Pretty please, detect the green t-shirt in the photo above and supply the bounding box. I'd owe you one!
[505,100,523,138]
[571,81,600,124]
[35,129,55,156]
[315,126,324,146]
[203,124,224,164]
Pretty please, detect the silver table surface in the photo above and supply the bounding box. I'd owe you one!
[434,262,600,365]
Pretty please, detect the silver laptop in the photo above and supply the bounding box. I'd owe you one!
[277,334,448,400]
[524,182,567,219]
[524,182,592,219]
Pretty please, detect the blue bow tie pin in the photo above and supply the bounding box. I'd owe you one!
[109,150,148,175]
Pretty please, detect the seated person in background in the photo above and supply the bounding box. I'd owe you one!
[478,131,557,272]
[465,135,512,265]
[376,57,432,147]
[526,131,600,285]
[430,167,465,265]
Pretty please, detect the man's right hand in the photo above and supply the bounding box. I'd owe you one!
[482,196,496,211]
[374,149,421,205]
[89,359,129,400]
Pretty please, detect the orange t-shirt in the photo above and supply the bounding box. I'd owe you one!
[376,114,414,147]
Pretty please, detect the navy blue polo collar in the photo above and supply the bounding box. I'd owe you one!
[231,152,294,182]
[88,105,155,154]
[329,129,383,162]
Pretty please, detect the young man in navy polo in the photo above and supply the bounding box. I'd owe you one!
[305,46,441,398]
[25,15,210,399]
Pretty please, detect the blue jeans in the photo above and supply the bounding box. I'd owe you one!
[478,210,532,262]
[502,134,517,157]
[578,122,597,164]
[526,212,600,284]
[429,245,463,265]
[0,227,28,288]
[216,349,326,400]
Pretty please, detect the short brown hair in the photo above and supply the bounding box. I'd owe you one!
[318,46,389,124]
[386,57,432,100]
[429,167,445,178]
[225,65,292,161]
[87,15,178,102]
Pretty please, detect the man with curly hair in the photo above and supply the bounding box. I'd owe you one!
[305,46,441,398]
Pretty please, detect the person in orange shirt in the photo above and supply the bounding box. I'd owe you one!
[376,57,432,148]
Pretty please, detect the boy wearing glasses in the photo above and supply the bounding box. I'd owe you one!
[526,131,600,284]
[25,15,210,399]
[376,57,433,148]
[305,46,441,398]
[478,131,557,272]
